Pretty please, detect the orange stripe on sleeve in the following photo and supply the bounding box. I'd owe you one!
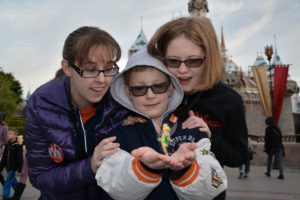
[171,161,199,187]
[136,159,163,179]
[132,158,162,184]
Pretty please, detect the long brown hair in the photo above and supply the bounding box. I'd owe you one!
[148,16,224,91]
[62,26,121,66]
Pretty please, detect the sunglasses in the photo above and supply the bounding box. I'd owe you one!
[164,58,205,68]
[128,82,170,97]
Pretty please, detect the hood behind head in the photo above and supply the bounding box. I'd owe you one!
[110,48,183,118]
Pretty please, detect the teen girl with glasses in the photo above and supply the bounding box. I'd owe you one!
[25,26,129,199]
[148,17,249,200]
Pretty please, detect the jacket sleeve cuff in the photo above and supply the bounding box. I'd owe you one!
[132,158,163,184]
[170,160,199,187]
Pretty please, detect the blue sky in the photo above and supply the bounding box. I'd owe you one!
[1,0,299,98]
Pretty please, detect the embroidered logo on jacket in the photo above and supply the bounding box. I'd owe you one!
[194,113,223,128]
[49,143,64,164]
[200,148,209,155]
[211,167,223,188]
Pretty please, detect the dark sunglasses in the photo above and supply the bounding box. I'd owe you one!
[164,58,205,68]
[128,82,170,97]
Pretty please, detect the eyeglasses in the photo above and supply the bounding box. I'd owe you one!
[69,63,119,78]
[129,82,170,97]
[164,58,205,68]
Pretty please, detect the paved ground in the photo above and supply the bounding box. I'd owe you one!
[1,165,300,199]
[225,165,300,200]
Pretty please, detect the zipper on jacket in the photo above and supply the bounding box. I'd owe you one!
[78,113,88,154]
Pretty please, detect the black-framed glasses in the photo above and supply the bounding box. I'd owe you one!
[69,63,119,78]
[129,82,170,97]
[164,58,205,68]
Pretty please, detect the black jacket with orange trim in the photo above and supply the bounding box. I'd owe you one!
[96,114,227,200]
[96,48,227,200]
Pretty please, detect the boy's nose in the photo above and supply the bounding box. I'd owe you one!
[145,88,156,97]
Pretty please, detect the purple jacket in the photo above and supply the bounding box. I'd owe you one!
[25,76,128,200]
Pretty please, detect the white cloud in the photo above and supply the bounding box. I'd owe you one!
[210,0,244,20]
[229,11,273,49]
[0,0,299,97]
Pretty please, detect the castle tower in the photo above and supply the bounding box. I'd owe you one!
[128,17,148,57]
[220,26,228,65]
[185,0,298,141]
[188,0,209,17]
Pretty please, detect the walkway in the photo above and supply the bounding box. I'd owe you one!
[1,165,300,199]
[225,165,300,200]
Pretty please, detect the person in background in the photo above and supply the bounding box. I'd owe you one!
[8,134,27,200]
[0,112,8,186]
[238,137,255,179]
[264,116,284,180]
[96,48,227,200]
[148,16,248,199]
[0,128,23,200]
[25,26,129,199]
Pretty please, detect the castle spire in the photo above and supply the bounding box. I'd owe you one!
[220,26,228,65]
[221,26,226,51]
[272,34,282,65]
[140,16,143,30]
[128,16,148,57]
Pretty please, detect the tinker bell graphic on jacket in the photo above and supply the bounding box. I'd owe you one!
[96,48,227,200]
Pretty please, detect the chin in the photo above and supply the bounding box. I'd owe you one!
[147,113,162,120]
[90,95,105,104]
[182,88,193,95]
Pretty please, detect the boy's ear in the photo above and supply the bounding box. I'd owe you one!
[61,59,71,77]
[124,85,132,100]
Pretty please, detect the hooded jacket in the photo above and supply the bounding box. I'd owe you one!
[25,76,128,200]
[96,48,227,200]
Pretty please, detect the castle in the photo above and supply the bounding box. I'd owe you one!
[128,0,300,138]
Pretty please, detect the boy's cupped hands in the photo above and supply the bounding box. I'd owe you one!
[131,143,197,171]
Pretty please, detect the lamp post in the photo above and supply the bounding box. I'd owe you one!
[265,45,273,116]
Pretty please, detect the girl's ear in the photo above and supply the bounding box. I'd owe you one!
[61,59,71,77]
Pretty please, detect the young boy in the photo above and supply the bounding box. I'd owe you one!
[96,48,227,200]
[0,128,23,200]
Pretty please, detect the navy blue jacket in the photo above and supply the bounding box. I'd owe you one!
[100,114,208,200]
